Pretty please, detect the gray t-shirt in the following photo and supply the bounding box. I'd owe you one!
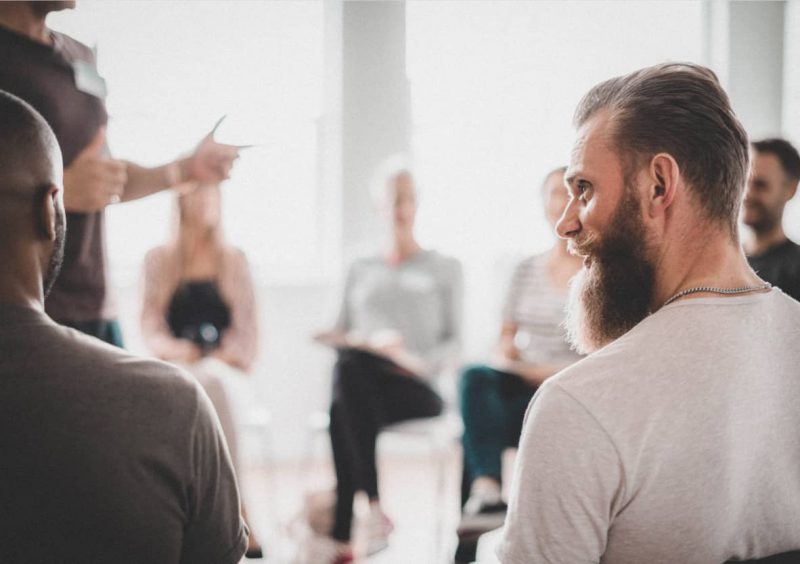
[0,305,247,564]
[335,250,463,377]
[499,289,800,563]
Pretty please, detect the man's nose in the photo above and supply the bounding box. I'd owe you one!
[556,198,581,240]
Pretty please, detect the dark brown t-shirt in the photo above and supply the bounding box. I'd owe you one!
[0,25,109,322]
[0,305,248,564]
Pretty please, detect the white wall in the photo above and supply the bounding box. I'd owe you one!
[46,0,800,461]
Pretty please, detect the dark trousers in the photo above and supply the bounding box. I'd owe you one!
[61,319,125,348]
[459,364,537,486]
[329,349,443,541]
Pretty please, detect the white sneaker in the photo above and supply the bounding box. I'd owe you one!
[364,509,394,556]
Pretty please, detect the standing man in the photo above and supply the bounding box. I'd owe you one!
[0,1,242,346]
[743,138,800,301]
[499,63,800,563]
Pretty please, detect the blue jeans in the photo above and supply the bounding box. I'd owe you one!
[459,364,537,485]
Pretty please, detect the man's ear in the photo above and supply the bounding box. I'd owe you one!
[784,178,798,202]
[647,153,680,218]
[38,184,59,241]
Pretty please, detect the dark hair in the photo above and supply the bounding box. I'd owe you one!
[752,138,800,183]
[575,63,749,238]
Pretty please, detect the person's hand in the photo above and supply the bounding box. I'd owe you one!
[312,330,352,349]
[497,335,521,362]
[163,339,202,365]
[183,117,245,184]
[63,128,127,212]
[366,329,405,357]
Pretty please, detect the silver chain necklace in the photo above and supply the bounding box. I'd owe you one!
[662,282,772,308]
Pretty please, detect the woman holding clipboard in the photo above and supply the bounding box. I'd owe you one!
[313,157,463,563]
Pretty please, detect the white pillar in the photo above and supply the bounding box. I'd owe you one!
[341,0,411,261]
[318,0,344,277]
[726,0,786,139]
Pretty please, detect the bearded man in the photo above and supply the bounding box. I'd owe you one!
[743,138,800,301]
[498,63,800,563]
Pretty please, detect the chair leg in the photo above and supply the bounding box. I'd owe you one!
[433,437,449,563]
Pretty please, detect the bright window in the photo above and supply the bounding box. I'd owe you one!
[49,0,325,285]
[407,0,706,259]
[406,0,706,351]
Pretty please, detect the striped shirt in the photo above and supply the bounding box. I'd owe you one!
[502,253,580,366]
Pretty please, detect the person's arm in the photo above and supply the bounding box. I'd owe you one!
[313,262,357,346]
[63,122,242,211]
[180,381,248,564]
[213,250,258,372]
[122,124,242,202]
[503,360,571,386]
[492,257,573,385]
[140,248,201,364]
[498,382,625,563]
[414,258,464,375]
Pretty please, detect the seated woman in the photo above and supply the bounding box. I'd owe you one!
[140,183,262,558]
[457,167,583,539]
[313,158,463,563]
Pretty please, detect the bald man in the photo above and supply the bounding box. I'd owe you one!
[0,91,246,563]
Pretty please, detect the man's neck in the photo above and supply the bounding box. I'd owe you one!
[389,231,421,263]
[654,224,765,310]
[744,225,786,257]
[0,4,50,44]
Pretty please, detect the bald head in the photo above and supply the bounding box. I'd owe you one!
[0,90,65,302]
[0,90,62,203]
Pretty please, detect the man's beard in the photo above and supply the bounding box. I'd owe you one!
[43,211,66,298]
[565,187,656,354]
[743,201,780,235]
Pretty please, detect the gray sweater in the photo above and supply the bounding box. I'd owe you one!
[335,250,463,378]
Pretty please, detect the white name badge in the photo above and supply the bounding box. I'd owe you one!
[72,60,107,99]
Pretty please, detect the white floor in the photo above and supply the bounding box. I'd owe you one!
[240,448,465,564]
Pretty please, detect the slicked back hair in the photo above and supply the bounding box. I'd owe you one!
[574,63,749,239]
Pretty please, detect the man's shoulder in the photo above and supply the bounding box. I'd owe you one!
[48,323,200,400]
[51,30,95,64]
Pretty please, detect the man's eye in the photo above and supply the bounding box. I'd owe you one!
[577,181,593,201]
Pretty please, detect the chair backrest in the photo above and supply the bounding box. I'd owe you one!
[724,552,800,564]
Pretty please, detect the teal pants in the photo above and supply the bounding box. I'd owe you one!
[62,319,125,348]
[459,364,537,485]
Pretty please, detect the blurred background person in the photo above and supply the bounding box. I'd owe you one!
[743,138,800,301]
[312,159,463,563]
[0,0,242,347]
[456,167,583,543]
[140,183,262,558]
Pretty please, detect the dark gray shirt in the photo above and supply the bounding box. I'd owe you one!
[0,305,247,564]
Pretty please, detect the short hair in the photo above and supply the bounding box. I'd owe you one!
[575,63,749,238]
[752,138,800,183]
[0,89,60,191]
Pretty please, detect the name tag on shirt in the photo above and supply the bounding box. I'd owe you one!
[72,60,107,99]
